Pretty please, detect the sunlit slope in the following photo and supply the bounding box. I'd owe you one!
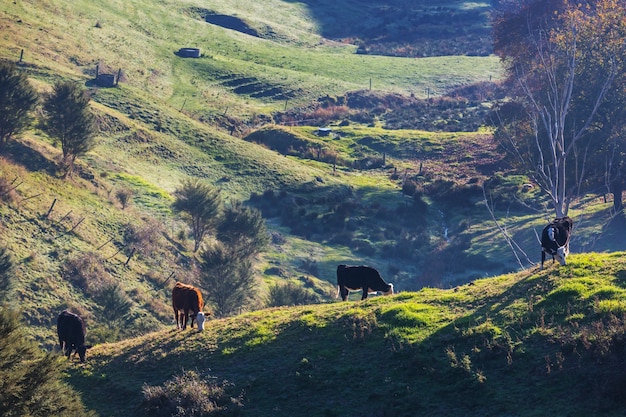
[0,0,501,115]
[71,252,626,417]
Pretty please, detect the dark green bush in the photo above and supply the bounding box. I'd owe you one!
[0,307,96,417]
[0,247,13,301]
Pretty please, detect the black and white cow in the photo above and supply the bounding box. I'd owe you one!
[540,216,573,269]
[57,310,91,362]
[337,264,394,301]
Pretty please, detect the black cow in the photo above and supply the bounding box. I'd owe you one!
[57,310,91,362]
[540,216,573,269]
[337,264,394,301]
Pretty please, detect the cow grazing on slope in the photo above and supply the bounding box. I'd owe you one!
[541,216,573,269]
[57,310,91,362]
[172,282,207,330]
[337,264,394,301]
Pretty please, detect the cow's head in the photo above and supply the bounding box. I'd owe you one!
[196,312,206,331]
[382,283,394,296]
[556,245,569,266]
[75,344,92,362]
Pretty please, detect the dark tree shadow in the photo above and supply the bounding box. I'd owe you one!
[3,140,58,176]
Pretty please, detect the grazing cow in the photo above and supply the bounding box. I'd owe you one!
[57,310,91,362]
[337,264,394,301]
[541,216,573,269]
[172,282,207,330]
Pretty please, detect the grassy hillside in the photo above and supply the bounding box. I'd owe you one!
[69,252,626,416]
[2,1,626,415]
[1,0,625,369]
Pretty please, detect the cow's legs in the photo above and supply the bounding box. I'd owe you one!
[182,312,188,330]
[541,251,546,270]
[174,309,180,329]
[361,288,368,300]
[61,341,70,358]
[340,286,349,301]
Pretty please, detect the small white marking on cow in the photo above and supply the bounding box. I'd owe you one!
[383,283,394,295]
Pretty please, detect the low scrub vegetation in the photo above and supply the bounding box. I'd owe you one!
[141,370,243,417]
[274,84,506,132]
[0,308,96,417]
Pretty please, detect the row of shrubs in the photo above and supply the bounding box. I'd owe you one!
[273,83,506,133]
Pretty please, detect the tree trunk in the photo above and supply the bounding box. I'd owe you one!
[612,180,624,212]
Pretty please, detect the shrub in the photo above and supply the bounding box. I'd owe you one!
[0,247,13,301]
[172,179,222,252]
[62,252,113,295]
[0,62,38,151]
[299,258,319,276]
[266,281,319,307]
[0,174,19,203]
[354,155,385,170]
[115,187,133,209]
[0,307,96,417]
[352,238,377,256]
[141,370,242,417]
[199,243,256,317]
[97,284,133,330]
[41,80,96,177]
[402,179,418,197]
[123,218,165,259]
[329,230,354,246]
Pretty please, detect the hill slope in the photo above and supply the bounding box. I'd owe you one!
[70,252,626,416]
[0,0,507,346]
[1,0,625,384]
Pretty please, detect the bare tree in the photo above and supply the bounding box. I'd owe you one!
[493,1,619,217]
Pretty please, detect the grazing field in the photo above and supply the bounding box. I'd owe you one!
[70,252,626,416]
[1,1,626,415]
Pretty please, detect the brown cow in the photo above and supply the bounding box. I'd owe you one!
[172,282,207,330]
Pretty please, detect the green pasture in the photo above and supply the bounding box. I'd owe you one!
[68,252,626,416]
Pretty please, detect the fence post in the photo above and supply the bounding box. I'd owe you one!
[45,198,57,218]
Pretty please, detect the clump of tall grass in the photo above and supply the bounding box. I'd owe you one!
[141,370,243,417]
[62,252,114,296]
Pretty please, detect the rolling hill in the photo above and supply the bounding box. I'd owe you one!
[70,252,626,416]
[2,0,626,415]
[0,0,510,346]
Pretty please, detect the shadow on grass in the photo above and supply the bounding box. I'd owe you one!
[5,140,57,176]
